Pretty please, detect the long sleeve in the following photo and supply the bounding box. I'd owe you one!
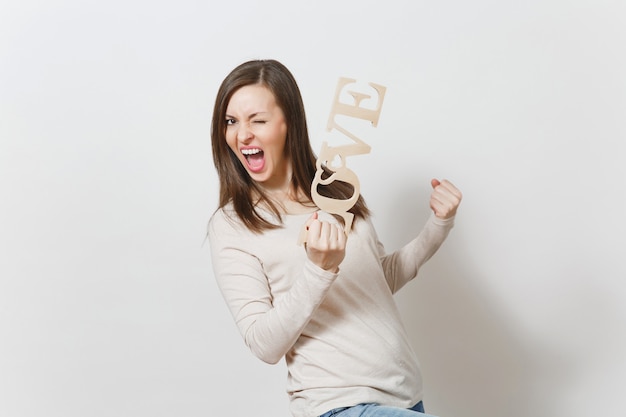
[379,214,455,294]
[209,208,457,417]
[208,209,338,364]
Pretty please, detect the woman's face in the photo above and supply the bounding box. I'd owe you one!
[225,84,290,191]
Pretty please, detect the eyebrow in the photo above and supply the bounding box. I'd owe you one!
[225,111,269,119]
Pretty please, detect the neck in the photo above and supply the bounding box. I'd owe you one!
[257,183,316,215]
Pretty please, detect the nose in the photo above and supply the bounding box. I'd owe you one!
[236,122,253,142]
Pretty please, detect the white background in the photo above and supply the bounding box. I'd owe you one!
[1,1,625,416]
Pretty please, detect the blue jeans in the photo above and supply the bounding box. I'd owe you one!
[319,401,436,417]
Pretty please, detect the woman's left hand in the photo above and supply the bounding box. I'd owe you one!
[430,179,462,219]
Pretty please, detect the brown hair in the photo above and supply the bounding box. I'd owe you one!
[211,59,369,232]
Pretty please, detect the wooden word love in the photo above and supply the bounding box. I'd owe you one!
[311,77,386,234]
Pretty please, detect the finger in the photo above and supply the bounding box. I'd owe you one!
[328,221,338,245]
[319,221,332,244]
[305,211,319,230]
[307,218,322,242]
[431,181,461,207]
[429,197,442,215]
[430,193,459,219]
[337,224,347,247]
[437,179,463,200]
[432,187,459,206]
[431,178,441,189]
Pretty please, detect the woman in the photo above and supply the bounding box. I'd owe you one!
[208,59,462,417]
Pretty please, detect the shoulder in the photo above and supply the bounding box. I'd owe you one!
[208,204,248,240]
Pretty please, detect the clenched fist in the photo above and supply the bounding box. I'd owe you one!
[303,212,347,273]
[430,179,462,219]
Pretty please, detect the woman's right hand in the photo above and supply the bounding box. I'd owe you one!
[303,212,347,273]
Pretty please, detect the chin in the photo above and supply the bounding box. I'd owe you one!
[248,171,270,183]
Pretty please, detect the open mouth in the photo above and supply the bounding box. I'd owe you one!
[241,147,265,172]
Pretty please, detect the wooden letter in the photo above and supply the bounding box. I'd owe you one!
[327,77,387,130]
[299,77,386,244]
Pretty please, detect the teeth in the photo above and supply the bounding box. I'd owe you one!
[241,148,261,155]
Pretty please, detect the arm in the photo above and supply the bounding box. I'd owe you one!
[381,214,455,293]
[208,211,340,364]
[381,179,462,293]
